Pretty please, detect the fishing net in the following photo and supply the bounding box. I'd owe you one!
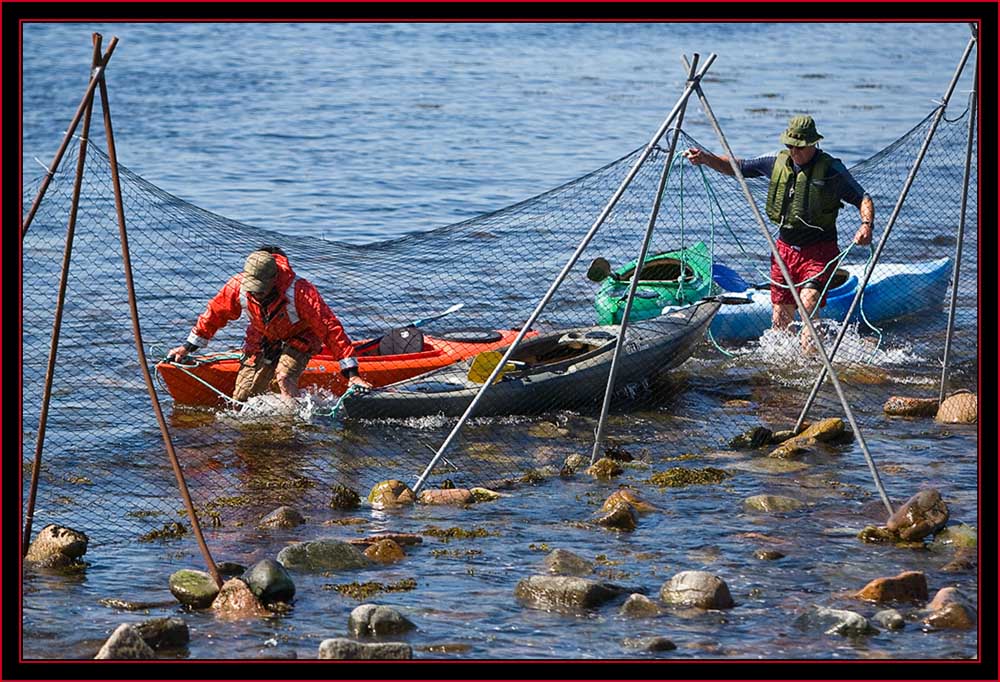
[22,102,977,555]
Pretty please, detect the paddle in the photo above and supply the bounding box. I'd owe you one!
[466,350,526,384]
[355,303,465,354]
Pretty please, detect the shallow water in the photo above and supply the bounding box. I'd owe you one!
[20,21,979,661]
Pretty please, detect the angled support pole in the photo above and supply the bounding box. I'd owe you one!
[939,30,978,404]
[682,56,894,519]
[412,55,718,495]
[92,36,222,587]
[23,34,103,556]
[793,33,977,428]
[21,36,119,239]
[589,53,704,465]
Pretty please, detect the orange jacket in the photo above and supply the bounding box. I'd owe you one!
[185,254,358,372]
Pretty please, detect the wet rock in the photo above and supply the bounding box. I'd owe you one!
[168,569,220,609]
[873,609,905,630]
[648,467,729,487]
[885,488,949,541]
[211,578,269,619]
[348,604,416,636]
[215,561,247,579]
[600,488,657,514]
[418,488,475,505]
[277,539,371,572]
[594,501,638,531]
[561,454,588,475]
[354,532,423,548]
[659,571,734,609]
[586,457,623,479]
[753,549,785,561]
[794,606,877,636]
[857,525,897,544]
[935,390,977,423]
[767,436,817,460]
[743,494,803,512]
[367,480,416,509]
[329,485,362,510]
[364,539,406,564]
[259,506,305,529]
[797,417,845,442]
[622,636,676,652]
[620,593,661,618]
[883,395,939,417]
[243,559,295,604]
[855,571,928,603]
[543,549,594,577]
[318,638,412,659]
[94,623,155,659]
[603,442,635,462]
[769,429,797,444]
[514,575,623,612]
[732,458,809,474]
[929,523,977,551]
[923,587,977,630]
[728,426,773,449]
[941,554,975,573]
[25,524,89,568]
[469,487,503,502]
[135,617,190,649]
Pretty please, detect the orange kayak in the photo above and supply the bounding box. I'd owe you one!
[156,328,527,407]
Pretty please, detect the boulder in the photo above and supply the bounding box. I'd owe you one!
[367,480,416,509]
[753,550,785,561]
[728,426,773,449]
[329,485,362,510]
[348,604,416,637]
[211,578,269,619]
[135,617,190,649]
[25,524,89,568]
[743,495,803,513]
[242,559,295,604]
[94,623,155,659]
[363,539,406,564]
[659,571,734,610]
[941,554,975,573]
[794,606,877,636]
[277,539,371,572]
[543,549,594,577]
[854,571,928,603]
[586,457,623,479]
[619,593,661,618]
[796,417,845,442]
[767,436,817,460]
[600,488,657,514]
[418,488,475,505]
[514,576,623,612]
[873,609,905,630]
[258,506,305,529]
[885,489,949,541]
[594,501,638,531]
[622,636,676,652]
[168,569,220,609]
[883,396,939,418]
[469,487,503,502]
[935,391,977,424]
[318,638,412,659]
[562,454,588,473]
[929,524,977,551]
[923,587,977,630]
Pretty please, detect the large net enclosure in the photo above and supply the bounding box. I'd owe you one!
[22,102,977,564]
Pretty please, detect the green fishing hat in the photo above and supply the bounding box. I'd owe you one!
[780,114,823,147]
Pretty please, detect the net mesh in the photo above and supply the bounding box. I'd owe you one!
[22,104,978,555]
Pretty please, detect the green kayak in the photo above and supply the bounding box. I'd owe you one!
[593,242,717,325]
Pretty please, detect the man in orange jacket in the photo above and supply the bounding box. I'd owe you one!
[168,246,372,402]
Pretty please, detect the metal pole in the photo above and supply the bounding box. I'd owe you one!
[682,56,894,518]
[938,39,977,404]
[412,55,718,495]
[95,53,222,587]
[589,54,701,465]
[794,34,977,431]
[23,35,102,557]
[21,37,119,240]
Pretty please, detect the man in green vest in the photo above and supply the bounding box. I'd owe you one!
[685,115,875,347]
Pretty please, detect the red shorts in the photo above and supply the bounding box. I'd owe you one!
[770,239,840,306]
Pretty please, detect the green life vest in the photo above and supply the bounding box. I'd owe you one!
[765,149,843,231]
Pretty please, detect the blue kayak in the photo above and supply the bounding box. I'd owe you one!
[709,257,953,343]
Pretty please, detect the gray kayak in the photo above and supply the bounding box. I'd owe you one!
[344,299,719,420]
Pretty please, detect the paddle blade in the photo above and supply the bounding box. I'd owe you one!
[586,257,612,282]
[467,351,517,384]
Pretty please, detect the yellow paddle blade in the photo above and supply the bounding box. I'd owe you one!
[467,350,517,384]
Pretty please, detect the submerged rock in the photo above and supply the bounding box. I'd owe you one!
[259,506,305,529]
[515,575,623,612]
[318,638,412,660]
[873,609,906,630]
[600,488,657,514]
[25,524,89,568]
[795,606,877,636]
[753,549,785,561]
[622,636,676,652]
[854,571,928,603]
[594,501,638,531]
[243,559,295,604]
[367,480,416,509]
[168,569,220,609]
[728,426,773,449]
[94,623,155,659]
[363,539,406,564]
[543,549,594,577]
[929,523,977,551]
[648,467,729,488]
[885,488,949,541]
[211,578,269,619]
[348,604,415,637]
[215,561,248,579]
[277,539,371,572]
[135,617,190,650]
[586,457,623,479]
[935,391,977,423]
[329,485,362,510]
[619,593,661,618]
[883,395,939,418]
[659,571,734,610]
[743,494,803,512]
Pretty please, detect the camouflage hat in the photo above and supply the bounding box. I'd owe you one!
[240,250,278,294]
[780,114,823,147]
